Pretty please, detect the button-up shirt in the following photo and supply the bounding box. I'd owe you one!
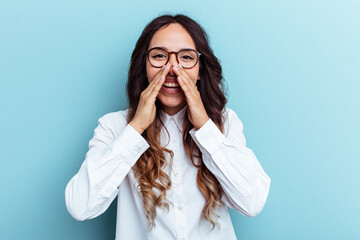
[65,106,271,240]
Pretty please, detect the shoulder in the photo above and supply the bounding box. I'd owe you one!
[97,109,129,131]
[222,107,243,125]
[222,107,238,119]
[221,107,244,136]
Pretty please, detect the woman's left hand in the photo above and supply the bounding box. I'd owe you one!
[172,63,209,130]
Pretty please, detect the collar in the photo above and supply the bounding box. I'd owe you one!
[160,105,188,132]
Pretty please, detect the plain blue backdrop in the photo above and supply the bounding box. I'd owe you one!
[1,0,359,239]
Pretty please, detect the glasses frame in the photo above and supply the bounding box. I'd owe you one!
[145,47,201,69]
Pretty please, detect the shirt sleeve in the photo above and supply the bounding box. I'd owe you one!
[64,114,149,221]
[189,109,271,217]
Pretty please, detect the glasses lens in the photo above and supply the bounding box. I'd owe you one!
[148,48,168,67]
[178,50,198,68]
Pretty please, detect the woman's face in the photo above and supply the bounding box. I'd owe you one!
[146,23,200,116]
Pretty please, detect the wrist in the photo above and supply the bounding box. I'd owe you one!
[194,116,209,130]
[129,121,145,135]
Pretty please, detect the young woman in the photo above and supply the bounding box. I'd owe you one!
[65,14,271,240]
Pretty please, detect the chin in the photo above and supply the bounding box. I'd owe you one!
[158,94,186,113]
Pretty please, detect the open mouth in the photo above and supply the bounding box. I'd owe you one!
[162,82,180,88]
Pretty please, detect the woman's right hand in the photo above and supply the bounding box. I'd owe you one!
[129,64,170,134]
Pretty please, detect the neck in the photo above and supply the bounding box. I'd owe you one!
[160,103,187,116]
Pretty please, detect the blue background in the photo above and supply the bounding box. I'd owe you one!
[1,0,359,239]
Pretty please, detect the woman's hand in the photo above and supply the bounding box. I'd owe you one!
[172,63,209,130]
[129,64,170,134]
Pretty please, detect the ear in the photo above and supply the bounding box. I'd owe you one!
[197,75,200,80]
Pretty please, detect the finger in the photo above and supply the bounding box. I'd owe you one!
[173,64,190,98]
[173,63,194,87]
[147,65,166,89]
[149,64,170,90]
[176,75,189,94]
[150,75,166,99]
[143,64,169,96]
[177,76,194,99]
[173,64,197,96]
[145,64,170,99]
[162,63,171,78]
[177,64,193,81]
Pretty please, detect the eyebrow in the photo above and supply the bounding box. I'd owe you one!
[151,46,195,51]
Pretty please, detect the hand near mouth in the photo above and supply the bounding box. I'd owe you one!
[172,63,209,130]
[129,64,170,134]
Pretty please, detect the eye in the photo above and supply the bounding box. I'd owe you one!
[152,54,167,59]
[183,55,193,60]
[180,55,194,60]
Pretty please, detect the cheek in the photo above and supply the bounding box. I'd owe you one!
[187,68,200,84]
[146,63,157,83]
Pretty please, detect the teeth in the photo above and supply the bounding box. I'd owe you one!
[163,82,179,87]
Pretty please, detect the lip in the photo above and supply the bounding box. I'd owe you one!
[161,75,181,94]
[165,76,178,83]
[161,85,182,94]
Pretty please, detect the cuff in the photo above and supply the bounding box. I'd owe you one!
[189,119,226,155]
[112,123,150,166]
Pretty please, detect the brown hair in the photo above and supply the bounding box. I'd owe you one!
[126,14,227,231]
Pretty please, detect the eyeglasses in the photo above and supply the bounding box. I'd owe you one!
[145,47,201,69]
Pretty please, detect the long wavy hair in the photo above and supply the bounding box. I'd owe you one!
[126,14,227,231]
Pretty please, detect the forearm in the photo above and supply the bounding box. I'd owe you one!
[65,122,149,221]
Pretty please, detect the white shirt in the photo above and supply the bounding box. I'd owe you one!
[65,106,271,240]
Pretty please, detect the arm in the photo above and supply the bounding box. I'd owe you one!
[189,109,271,217]
[64,114,149,221]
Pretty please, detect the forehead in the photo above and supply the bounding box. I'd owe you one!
[148,23,196,51]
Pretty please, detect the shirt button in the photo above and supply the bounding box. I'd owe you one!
[177,206,182,211]
[174,172,178,177]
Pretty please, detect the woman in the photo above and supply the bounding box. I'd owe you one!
[65,14,271,240]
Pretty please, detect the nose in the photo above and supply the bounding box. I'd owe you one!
[168,53,178,76]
